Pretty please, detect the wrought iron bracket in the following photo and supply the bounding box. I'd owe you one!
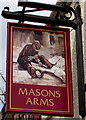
[2,1,77,29]
[1,1,86,118]
[75,5,85,118]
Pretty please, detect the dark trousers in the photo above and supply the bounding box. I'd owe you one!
[17,55,53,78]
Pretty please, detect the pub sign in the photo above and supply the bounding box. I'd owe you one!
[6,22,73,116]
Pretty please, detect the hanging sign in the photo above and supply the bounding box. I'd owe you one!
[6,22,73,116]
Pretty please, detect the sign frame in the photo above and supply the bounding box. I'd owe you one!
[6,22,73,116]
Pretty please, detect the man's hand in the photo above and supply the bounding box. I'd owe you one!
[33,54,39,59]
[38,62,43,67]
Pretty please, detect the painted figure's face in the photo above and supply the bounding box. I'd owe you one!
[32,41,41,50]
[35,42,41,50]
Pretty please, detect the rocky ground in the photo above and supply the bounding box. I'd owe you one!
[13,62,66,87]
